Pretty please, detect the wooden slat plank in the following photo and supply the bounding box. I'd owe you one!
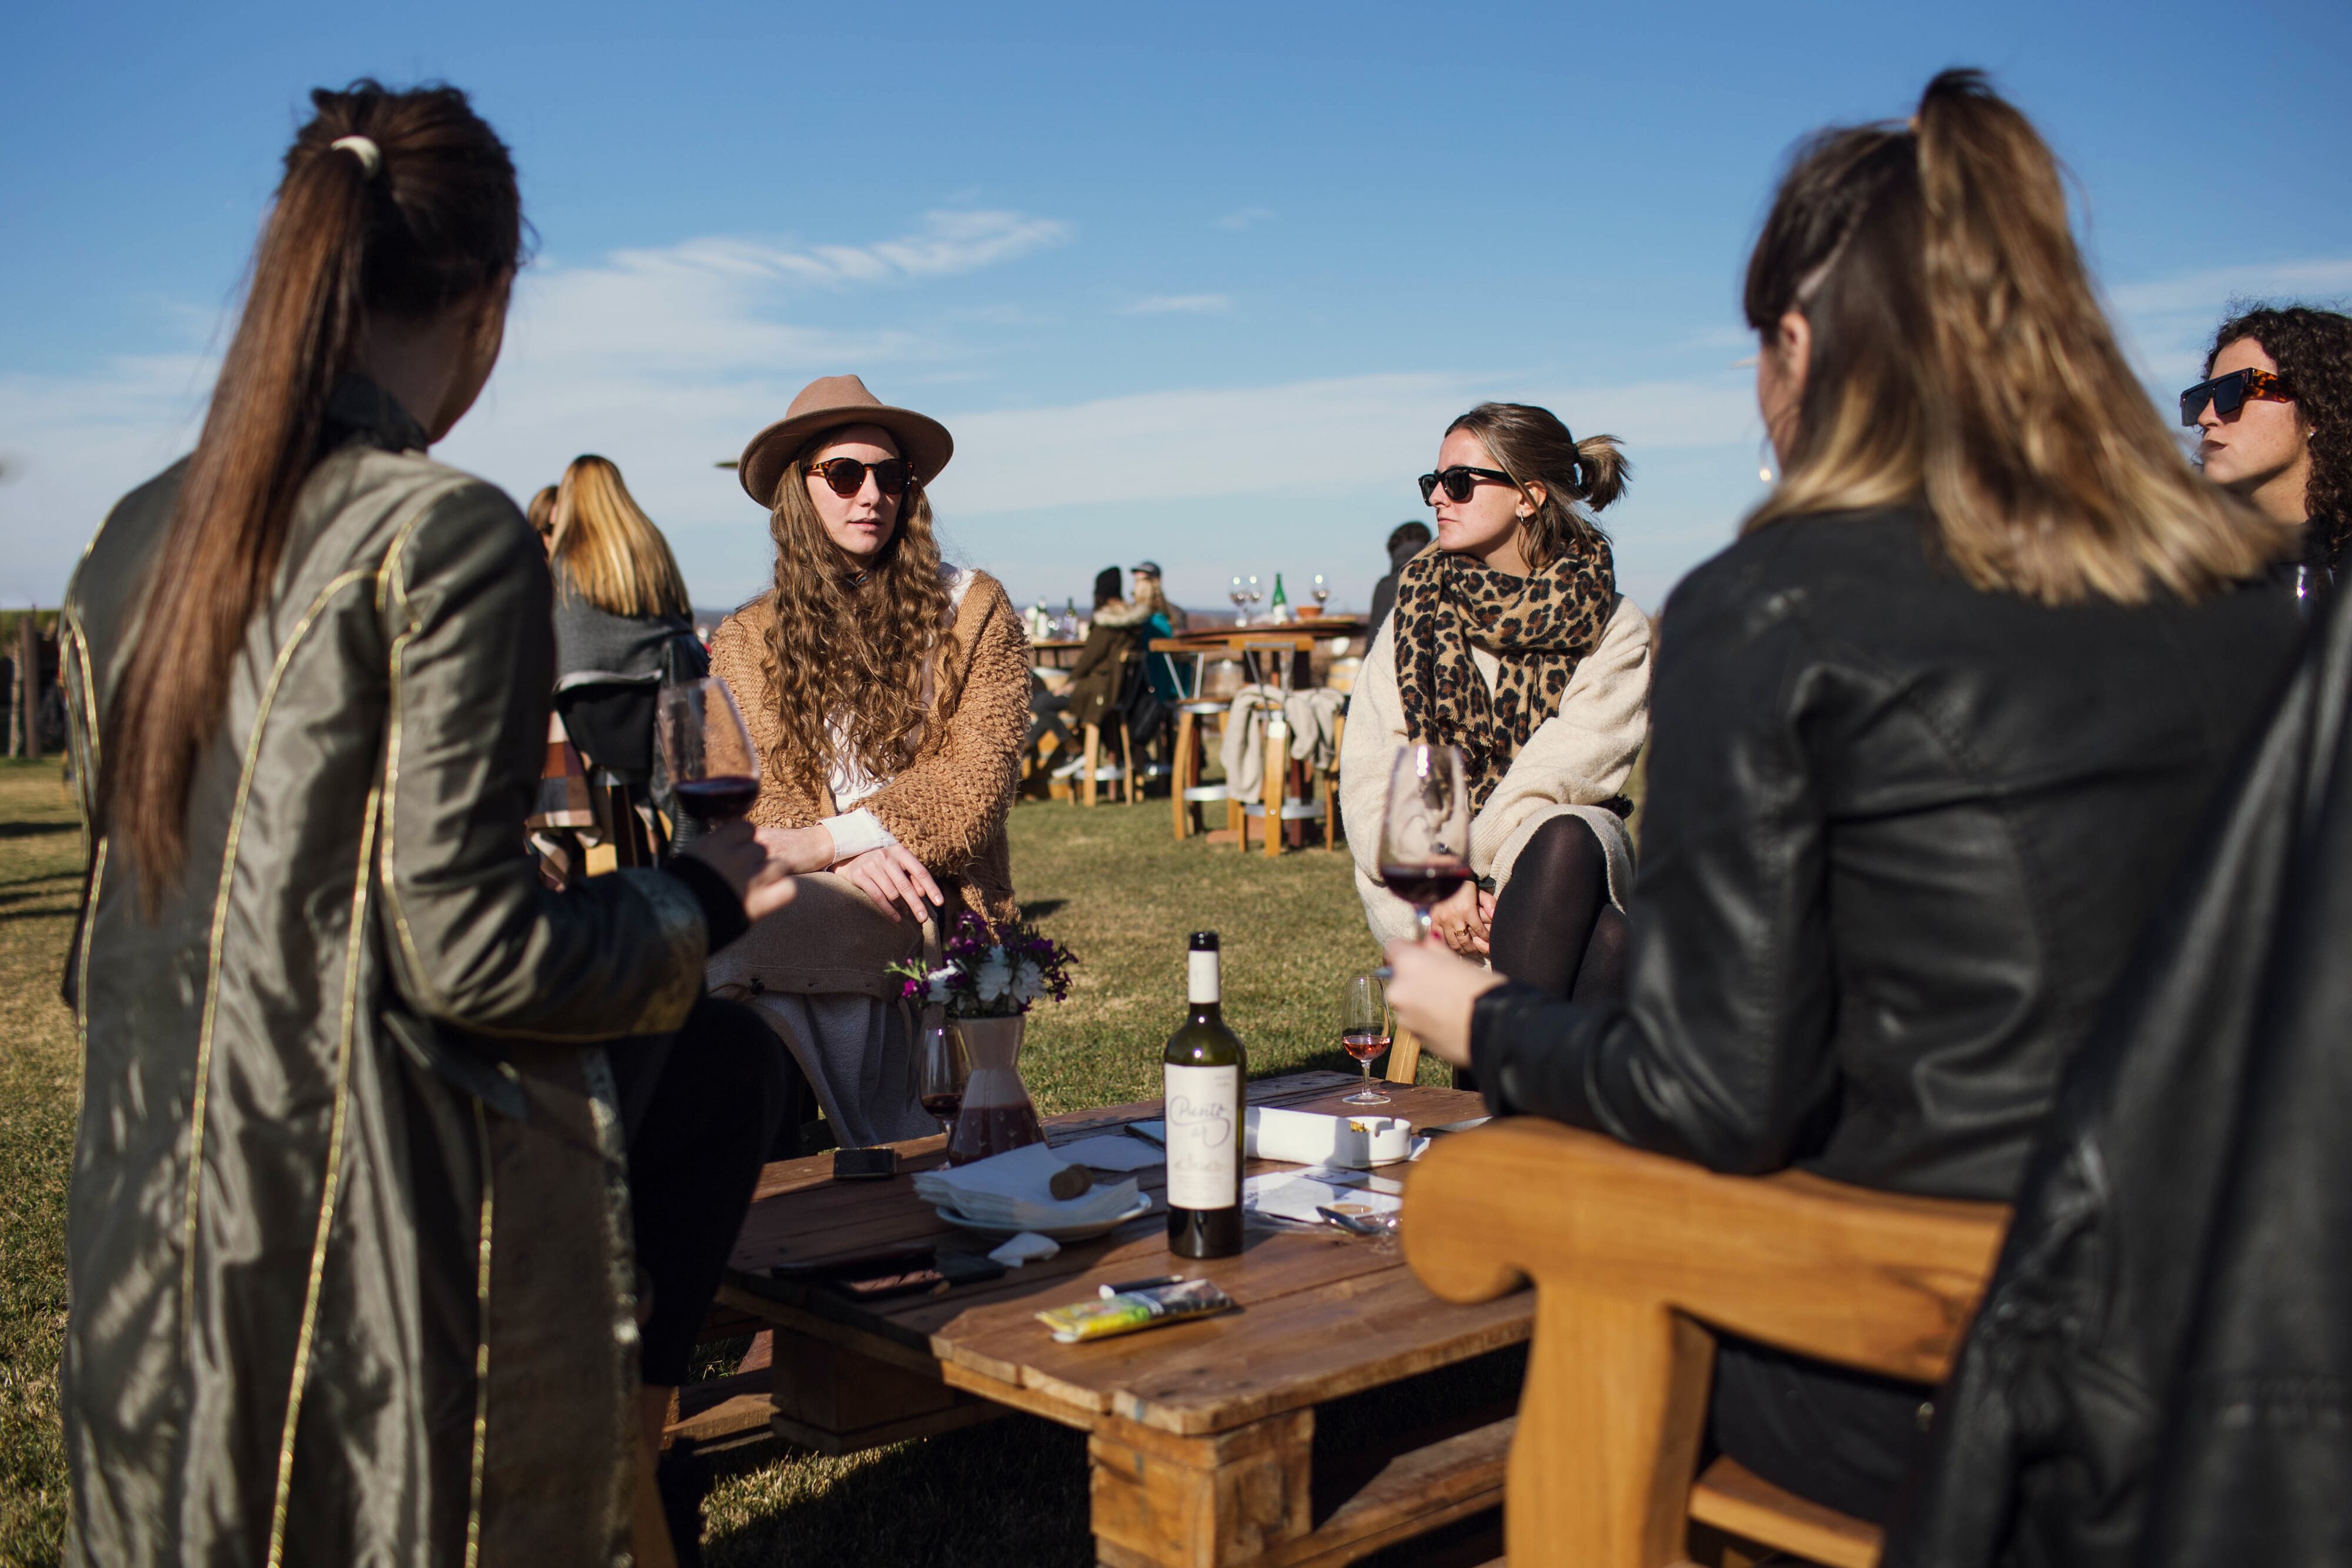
[1268,1415,1513,1568]
[1687,1456,1882,1568]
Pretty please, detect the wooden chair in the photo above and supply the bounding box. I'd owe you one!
[1156,641,1234,841]
[1404,1119,2008,1567]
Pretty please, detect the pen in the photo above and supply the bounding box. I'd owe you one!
[1098,1274,1184,1298]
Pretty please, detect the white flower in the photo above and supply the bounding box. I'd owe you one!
[975,954,1013,1003]
[1011,959,1044,1005]
[924,966,957,1005]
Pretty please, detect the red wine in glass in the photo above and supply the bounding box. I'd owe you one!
[920,1091,964,1122]
[673,774,759,822]
[1341,974,1393,1105]
[1378,745,1473,943]
[1378,860,1472,912]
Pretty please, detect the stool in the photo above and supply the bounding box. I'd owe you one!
[1170,700,1229,840]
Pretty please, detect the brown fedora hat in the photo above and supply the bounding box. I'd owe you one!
[737,375,954,508]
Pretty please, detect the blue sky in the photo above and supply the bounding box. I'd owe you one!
[6,0,2351,616]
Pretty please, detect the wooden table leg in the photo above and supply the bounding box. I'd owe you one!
[1262,715,1288,860]
[1090,1410,1313,1568]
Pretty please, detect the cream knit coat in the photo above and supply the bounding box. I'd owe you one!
[1339,594,1653,948]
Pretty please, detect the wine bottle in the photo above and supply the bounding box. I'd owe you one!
[1269,571,1289,622]
[1163,931,1246,1258]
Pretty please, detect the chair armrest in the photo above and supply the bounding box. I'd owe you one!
[1402,1118,2007,1567]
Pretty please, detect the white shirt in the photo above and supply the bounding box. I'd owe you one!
[820,567,974,864]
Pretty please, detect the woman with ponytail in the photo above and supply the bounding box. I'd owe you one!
[1386,71,2304,1521]
[1340,401,1652,1025]
[59,83,814,1565]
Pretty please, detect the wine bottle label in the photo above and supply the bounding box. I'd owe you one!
[1164,1064,1241,1209]
[1188,951,1221,1004]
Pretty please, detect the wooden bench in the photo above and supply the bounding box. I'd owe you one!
[1404,1118,2007,1567]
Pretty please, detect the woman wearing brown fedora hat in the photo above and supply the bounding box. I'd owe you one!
[706,375,1031,1144]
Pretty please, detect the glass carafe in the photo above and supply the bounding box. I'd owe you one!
[944,1015,1045,1165]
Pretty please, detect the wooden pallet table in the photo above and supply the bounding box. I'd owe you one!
[705,1070,1527,1567]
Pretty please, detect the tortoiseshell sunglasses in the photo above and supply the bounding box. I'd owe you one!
[2179,367,2294,427]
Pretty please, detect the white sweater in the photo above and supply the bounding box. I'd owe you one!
[1340,595,1653,948]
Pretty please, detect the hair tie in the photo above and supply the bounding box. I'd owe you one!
[330,135,382,179]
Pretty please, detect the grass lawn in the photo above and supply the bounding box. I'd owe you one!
[0,763,1474,1566]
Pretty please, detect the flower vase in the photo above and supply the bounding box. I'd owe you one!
[945,1015,1045,1165]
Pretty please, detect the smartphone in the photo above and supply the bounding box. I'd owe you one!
[831,1147,898,1181]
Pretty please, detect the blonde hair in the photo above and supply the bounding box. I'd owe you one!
[549,454,691,618]
[1130,573,1171,617]
[526,484,557,537]
[1743,69,2293,603]
[756,427,958,794]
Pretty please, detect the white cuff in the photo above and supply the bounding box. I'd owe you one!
[820,808,898,864]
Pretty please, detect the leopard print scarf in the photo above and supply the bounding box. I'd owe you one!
[1392,538,1616,810]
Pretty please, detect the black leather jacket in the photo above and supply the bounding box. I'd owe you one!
[1470,507,2302,1202]
[1888,577,2352,1568]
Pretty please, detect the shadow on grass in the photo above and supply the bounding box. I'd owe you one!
[703,1415,1091,1568]
[0,820,74,841]
[1016,898,1068,921]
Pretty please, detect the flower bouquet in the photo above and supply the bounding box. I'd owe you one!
[891,913,1077,1164]
[891,911,1077,1019]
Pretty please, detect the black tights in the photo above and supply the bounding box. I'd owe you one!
[1488,815,1628,1005]
[607,995,790,1387]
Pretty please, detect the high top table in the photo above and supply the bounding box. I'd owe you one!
[707,1069,1529,1567]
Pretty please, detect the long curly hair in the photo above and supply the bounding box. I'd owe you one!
[756,427,958,794]
[2206,305,2352,569]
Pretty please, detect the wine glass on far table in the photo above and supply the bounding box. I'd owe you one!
[1229,575,1250,626]
[656,675,761,822]
[1341,974,1394,1106]
[1246,575,1264,619]
[1312,574,1331,611]
[1378,744,1473,943]
[913,1021,971,1139]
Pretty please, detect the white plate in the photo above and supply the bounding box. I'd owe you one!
[934,1193,1155,1242]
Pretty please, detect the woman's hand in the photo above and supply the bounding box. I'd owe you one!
[1428,881,1492,957]
[680,819,800,922]
[1382,935,1505,1068]
[835,844,944,924]
[757,824,836,876]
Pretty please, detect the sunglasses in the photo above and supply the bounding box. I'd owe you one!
[2179,367,2294,427]
[1418,466,1518,504]
[807,456,914,499]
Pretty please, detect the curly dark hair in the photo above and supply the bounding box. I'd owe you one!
[2206,305,2352,569]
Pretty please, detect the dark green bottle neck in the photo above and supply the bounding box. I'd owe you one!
[1186,1001,1224,1027]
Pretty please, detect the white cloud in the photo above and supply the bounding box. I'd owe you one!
[2106,255,2352,387]
[1125,293,1232,315]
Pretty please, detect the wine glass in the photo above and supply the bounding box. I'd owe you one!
[656,675,761,822]
[1312,574,1331,610]
[1340,974,1394,1105]
[1377,744,1472,942]
[913,1021,970,1138]
[1229,575,1249,626]
[1246,576,1264,618]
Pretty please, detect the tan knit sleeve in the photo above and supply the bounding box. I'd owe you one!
[865,575,1027,875]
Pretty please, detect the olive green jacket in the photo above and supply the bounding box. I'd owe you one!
[59,380,706,1567]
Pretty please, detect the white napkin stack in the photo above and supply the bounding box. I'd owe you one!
[913,1143,1141,1231]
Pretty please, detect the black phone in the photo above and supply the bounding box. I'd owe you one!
[831,1147,898,1181]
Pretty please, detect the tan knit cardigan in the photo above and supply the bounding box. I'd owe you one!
[709,570,1028,924]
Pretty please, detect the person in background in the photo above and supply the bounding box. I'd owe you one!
[2188,305,2352,608]
[1384,70,2302,1525]
[1063,564,1159,751]
[547,452,707,845]
[56,82,819,1567]
[527,482,558,554]
[1341,403,1651,1013]
[709,375,1029,1147]
[1368,519,1431,634]
[1129,560,1184,703]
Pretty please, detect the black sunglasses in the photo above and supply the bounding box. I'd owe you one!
[1418,465,1518,504]
[2179,367,2293,427]
[807,456,914,499]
